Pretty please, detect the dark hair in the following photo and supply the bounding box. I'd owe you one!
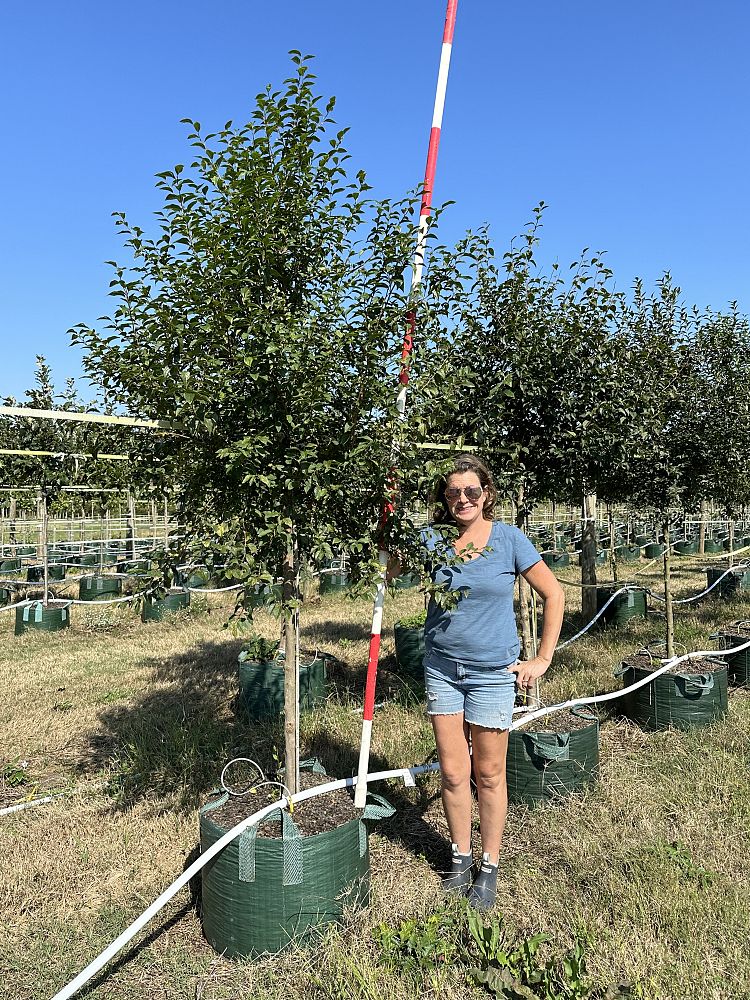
[431,453,497,524]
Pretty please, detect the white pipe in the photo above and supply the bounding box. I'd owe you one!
[0,794,60,817]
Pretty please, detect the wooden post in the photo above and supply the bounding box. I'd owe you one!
[663,517,674,659]
[126,490,136,560]
[283,538,300,796]
[581,493,598,621]
[515,486,533,660]
[42,492,50,607]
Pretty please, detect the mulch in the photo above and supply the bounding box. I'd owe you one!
[207,769,358,838]
[622,652,726,675]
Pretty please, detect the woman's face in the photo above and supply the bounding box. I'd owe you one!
[444,471,487,529]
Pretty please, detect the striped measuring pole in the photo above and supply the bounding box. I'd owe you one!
[355,0,459,808]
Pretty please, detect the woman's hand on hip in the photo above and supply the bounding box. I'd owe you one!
[507,657,550,689]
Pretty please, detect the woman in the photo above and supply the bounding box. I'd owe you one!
[421,454,564,910]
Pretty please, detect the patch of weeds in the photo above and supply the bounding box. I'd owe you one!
[373,908,461,974]
[465,911,632,999]
[1,760,30,787]
[97,688,131,705]
[52,700,74,712]
[373,907,633,999]
[653,840,714,888]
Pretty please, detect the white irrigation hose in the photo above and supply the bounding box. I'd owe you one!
[49,761,439,1000]
[647,562,750,605]
[555,586,636,650]
[0,794,61,816]
[510,636,750,732]
[186,583,244,594]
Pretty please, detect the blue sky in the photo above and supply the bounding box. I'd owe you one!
[2,0,748,400]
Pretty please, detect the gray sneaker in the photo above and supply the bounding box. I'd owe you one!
[467,852,498,910]
[441,843,474,895]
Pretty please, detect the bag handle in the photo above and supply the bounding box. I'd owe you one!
[524,732,571,762]
[359,792,395,857]
[675,673,715,695]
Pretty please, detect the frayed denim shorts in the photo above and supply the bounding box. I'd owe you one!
[424,648,517,730]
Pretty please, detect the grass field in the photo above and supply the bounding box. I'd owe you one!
[2,556,749,1000]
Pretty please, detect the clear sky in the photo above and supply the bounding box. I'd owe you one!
[2,0,748,400]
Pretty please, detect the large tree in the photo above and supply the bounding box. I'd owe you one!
[72,56,466,792]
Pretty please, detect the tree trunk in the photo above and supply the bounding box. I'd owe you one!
[729,518,735,569]
[515,487,532,660]
[697,500,707,556]
[283,538,300,796]
[36,494,45,561]
[663,517,674,659]
[581,493,598,621]
[9,497,16,542]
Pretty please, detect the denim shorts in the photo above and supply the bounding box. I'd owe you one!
[424,648,517,730]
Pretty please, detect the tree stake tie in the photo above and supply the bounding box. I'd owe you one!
[355,0,459,809]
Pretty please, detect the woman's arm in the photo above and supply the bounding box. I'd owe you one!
[506,559,565,688]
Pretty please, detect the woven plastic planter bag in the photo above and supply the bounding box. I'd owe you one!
[238,654,327,720]
[596,587,647,626]
[644,543,665,559]
[15,601,71,635]
[199,781,394,957]
[615,544,641,563]
[79,576,123,601]
[506,711,599,806]
[714,629,750,687]
[706,567,750,599]
[141,589,191,622]
[617,658,728,730]
[27,564,65,582]
[541,551,570,569]
[394,623,426,679]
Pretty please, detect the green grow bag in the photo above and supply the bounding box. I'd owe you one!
[15,601,71,635]
[247,583,282,609]
[17,546,36,556]
[618,659,728,730]
[703,539,724,554]
[596,586,647,626]
[27,564,65,582]
[644,543,665,559]
[394,623,426,679]
[0,558,21,574]
[541,551,570,569]
[76,552,99,566]
[0,587,12,607]
[199,786,393,958]
[506,713,599,806]
[123,559,151,573]
[79,576,123,602]
[673,540,698,556]
[238,654,328,719]
[634,534,651,547]
[714,631,750,687]
[615,544,641,563]
[141,589,190,622]
[392,573,420,590]
[180,568,212,590]
[319,571,349,594]
[706,567,750,599]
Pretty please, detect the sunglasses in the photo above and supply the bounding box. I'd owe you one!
[444,486,484,502]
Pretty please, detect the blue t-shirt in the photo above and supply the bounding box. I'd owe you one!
[422,521,542,666]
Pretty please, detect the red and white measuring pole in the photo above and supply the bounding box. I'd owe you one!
[355,0,459,808]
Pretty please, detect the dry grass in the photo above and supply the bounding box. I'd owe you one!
[2,560,750,1000]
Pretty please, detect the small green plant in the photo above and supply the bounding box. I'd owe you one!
[238,633,281,664]
[1,761,30,787]
[396,610,428,629]
[658,840,714,888]
[373,910,460,973]
[466,909,632,1000]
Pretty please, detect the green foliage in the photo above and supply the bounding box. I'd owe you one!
[238,633,281,664]
[395,610,427,629]
[373,909,461,973]
[1,761,30,787]
[374,906,632,999]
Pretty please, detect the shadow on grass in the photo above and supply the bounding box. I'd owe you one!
[79,636,289,812]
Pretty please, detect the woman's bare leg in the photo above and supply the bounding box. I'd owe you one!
[430,712,472,852]
[469,725,509,864]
